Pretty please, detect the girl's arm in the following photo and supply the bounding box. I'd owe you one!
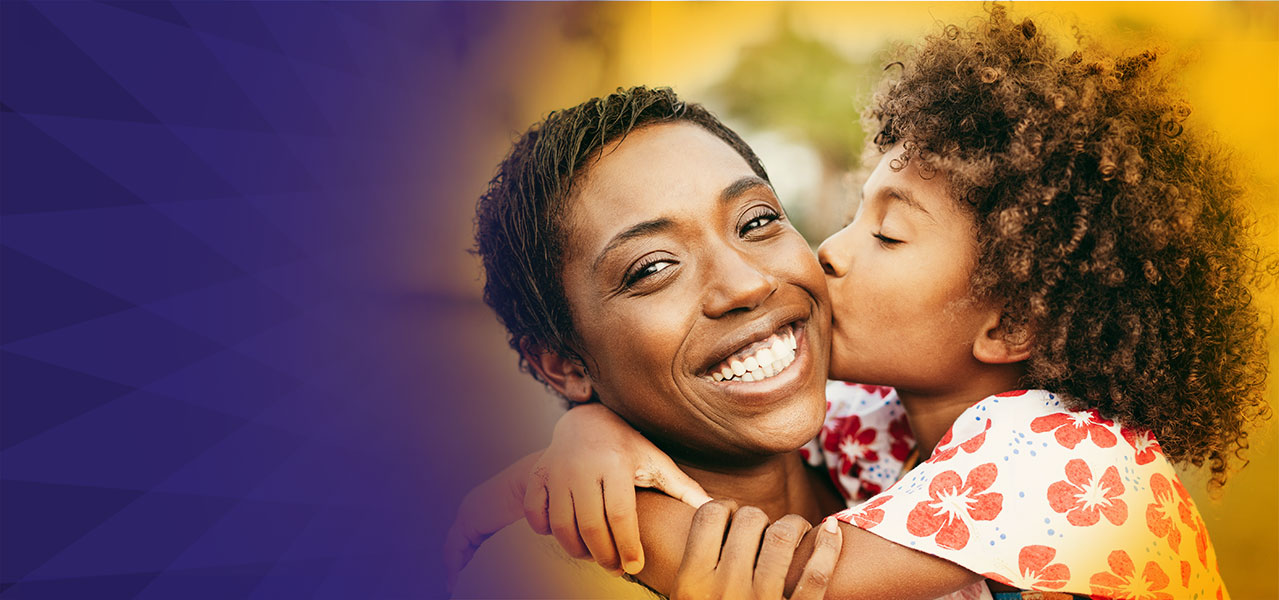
[444,403,710,585]
[632,492,983,599]
[523,402,711,575]
[443,450,541,591]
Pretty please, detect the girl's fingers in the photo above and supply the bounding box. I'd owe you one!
[789,517,844,600]
[572,480,623,574]
[636,454,712,508]
[602,471,645,575]
[548,479,591,560]
[752,515,810,600]
[522,467,551,535]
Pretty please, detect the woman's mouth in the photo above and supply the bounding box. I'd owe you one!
[703,323,799,383]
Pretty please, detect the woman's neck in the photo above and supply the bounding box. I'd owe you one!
[898,363,1026,459]
[675,452,841,524]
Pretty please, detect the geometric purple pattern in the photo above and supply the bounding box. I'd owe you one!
[2,3,498,597]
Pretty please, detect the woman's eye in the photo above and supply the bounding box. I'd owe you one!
[741,209,781,235]
[624,259,676,288]
[872,232,904,246]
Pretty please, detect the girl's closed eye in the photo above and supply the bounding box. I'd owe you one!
[872,231,904,246]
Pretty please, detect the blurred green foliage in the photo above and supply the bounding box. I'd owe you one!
[711,15,883,241]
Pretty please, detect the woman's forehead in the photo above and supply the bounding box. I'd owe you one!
[566,122,760,251]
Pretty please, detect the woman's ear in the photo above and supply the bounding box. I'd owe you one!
[972,311,1033,365]
[522,341,594,403]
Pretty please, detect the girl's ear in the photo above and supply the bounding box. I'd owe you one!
[522,341,594,403]
[972,311,1033,364]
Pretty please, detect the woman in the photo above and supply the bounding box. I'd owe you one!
[454,85,854,598]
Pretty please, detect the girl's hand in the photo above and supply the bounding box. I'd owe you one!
[524,403,712,576]
[443,451,541,592]
[673,500,843,600]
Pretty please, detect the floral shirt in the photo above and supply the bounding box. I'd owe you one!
[811,383,1228,600]
[800,382,915,504]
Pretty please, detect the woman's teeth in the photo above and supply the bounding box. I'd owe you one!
[705,328,798,383]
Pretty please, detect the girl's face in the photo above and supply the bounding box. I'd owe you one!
[818,144,996,394]
[559,122,832,462]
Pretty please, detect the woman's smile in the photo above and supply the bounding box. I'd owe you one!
[696,317,819,408]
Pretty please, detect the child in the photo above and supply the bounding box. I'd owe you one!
[453,6,1271,599]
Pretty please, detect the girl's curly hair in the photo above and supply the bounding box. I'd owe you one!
[869,5,1272,488]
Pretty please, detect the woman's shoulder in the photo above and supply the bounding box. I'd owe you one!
[452,520,660,599]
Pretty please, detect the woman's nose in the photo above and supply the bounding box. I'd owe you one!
[817,225,853,278]
[702,250,778,318]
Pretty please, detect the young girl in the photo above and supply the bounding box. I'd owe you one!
[452,6,1271,599]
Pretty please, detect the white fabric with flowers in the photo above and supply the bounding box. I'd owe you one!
[811,383,1227,600]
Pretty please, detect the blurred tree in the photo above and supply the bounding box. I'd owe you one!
[711,13,880,242]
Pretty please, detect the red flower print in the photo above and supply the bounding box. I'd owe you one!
[1122,428,1163,465]
[799,447,812,462]
[906,463,1003,550]
[932,427,955,461]
[995,389,1028,397]
[1179,561,1191,588]
[847,494,893,529]
[1146,473,1181,553]
[1194,524,1209,568]
[1047,459,1127,527]
[984,545,1071,590]
[1089,550,1173,600]
[959,420,992,453]
[822,415,879,469]
[1031,408,1118,449]
[844,382,893,397]
[1171,488,1210,567]
[929,419,993,463]
[858,479,882,498]
[889,414,914,462]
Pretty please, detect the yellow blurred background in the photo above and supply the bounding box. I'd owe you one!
[426,3,1278,596]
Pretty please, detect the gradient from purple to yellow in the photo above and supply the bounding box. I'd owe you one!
[1,2,1274,599]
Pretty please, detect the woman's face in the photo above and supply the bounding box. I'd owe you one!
[559,122,831,462]
[818,144,993,394]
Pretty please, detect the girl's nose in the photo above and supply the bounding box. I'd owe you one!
[817,225,853,278]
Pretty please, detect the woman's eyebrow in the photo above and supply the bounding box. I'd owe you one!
[593,217,673,273]
[592,177,772,273]
[719,176,772,204]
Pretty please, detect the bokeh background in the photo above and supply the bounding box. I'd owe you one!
[2,2,1275,598]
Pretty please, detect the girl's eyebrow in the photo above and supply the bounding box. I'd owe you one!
[879,185,936,223]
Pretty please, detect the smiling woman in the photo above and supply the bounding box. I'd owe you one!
[458,86,849,597]
[554,122,831,462]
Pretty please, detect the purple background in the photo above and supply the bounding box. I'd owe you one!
[1,2,525,597]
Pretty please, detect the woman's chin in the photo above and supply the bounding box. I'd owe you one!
[747,399,827,453]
